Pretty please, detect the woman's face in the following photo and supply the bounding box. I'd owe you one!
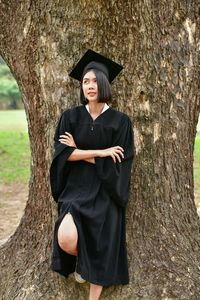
[82,70,98,103]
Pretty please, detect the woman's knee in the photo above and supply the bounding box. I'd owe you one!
[58,229,77,250]
[57,214,78,251]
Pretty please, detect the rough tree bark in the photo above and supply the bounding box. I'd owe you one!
[0,0,199,299]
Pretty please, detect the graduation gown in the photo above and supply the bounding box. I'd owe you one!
[50,105,134,286]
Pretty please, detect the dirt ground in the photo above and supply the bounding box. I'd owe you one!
[0,182,28,246]
[0,183,199,247]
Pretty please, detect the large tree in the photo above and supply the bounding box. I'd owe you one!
[0,0,199,299]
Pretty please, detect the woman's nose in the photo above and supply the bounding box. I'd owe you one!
[88,82,95,89]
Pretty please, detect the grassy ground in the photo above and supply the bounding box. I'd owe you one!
[0,110,30,183]
[0,110,28,131]
[0,131,30,183]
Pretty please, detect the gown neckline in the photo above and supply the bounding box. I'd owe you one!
[84,105,111,122]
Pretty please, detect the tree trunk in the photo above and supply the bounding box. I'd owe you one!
[0,0,199,299]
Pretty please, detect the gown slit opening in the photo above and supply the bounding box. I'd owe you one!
[56,202,87,280]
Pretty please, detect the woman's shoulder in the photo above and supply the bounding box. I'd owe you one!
[108,107,131,123]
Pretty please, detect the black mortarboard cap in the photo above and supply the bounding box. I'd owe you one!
[69,49,123,83]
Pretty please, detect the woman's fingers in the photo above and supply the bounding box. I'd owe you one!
[59,134,73,143]
[110,146,125,163]
[59,136,71,141]
[113,148,124,159]
[113,152,122,163]
[113,147,124,158]
[59,139,69,144]
[59,135,71,139]
[115,149,124,159]
[99,147,124,162]
[60,132,73,138]
[59,133,76,147]
[111,154,116,163]
[65,132,73,137]
[115,146,124,152]
[59,136,72,144]
[116,153,122,163]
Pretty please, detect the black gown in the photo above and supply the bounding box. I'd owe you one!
[50,105,134,286]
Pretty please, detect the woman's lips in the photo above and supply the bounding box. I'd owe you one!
[88,92,96,96]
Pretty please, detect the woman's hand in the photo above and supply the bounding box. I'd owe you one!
[99,146,124,163]
[59,132,77,148]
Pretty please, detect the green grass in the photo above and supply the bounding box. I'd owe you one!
[0,110,27,131]
[0,131,30,183]
[0,110,30,183]
[194,136,200,157]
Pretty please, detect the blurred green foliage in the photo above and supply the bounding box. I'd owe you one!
[0,56,22,109]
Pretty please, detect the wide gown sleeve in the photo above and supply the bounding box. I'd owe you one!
[50,110,76,202]
[95,115,134,207]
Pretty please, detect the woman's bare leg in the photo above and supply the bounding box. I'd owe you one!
[89,284,103,300]
[58,213,103,299]
[58,213,78,256]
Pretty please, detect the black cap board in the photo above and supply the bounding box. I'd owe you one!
[69,49,123,83]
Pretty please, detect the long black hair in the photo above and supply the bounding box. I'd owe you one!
[80,69,112,105]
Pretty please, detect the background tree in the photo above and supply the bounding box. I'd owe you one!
[0,56,6,65]
[0,0,199,299]
[0,61,22,109]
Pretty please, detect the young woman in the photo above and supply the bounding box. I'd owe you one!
[50,49,134,300]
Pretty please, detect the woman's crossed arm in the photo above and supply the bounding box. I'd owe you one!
[59,132,124,164]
